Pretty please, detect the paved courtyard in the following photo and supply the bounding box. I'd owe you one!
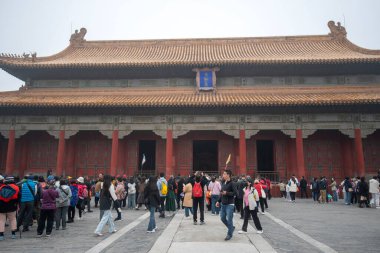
[1,198,379,252]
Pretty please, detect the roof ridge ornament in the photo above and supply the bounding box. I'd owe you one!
[70,27,87,46]
[328,21,347,39]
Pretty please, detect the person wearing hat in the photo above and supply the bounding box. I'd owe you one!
[0,176,20,240]
[17,175,38,232]
[76,177,87,220]
[37,177,59,237]
[238,178,263,234]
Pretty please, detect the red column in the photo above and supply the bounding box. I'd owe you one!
[66,138,76,177]
[239,130,247,175]
[295,129,306,177]
[5,129,15,175]
[354,128,365,176]
[166,129,173,177]
[56,130,66,177]
[110,130,119,176]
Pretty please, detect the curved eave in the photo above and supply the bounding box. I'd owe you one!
[2,57,380,70]
[0,100,379,108]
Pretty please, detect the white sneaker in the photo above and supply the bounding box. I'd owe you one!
[95,232,103,236]
[238,230,247,234]
[154,226,158,230]
[111,230,117,233]
[261,212,265,215]
[77,217,82,220]
[147,229,156,233]
[257,230,263,234]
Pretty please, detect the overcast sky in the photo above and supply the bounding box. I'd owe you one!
[0,0,379,91]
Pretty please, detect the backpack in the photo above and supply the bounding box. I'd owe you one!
[193,182,203,198]
[0,184,19,202]
[82,187,88,198]
[161,181,168,195]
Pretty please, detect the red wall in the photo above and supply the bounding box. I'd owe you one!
[363,130,380,175]
[303,130,344,182]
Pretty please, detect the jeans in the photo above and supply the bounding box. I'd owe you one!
[370,192,380,207]
[211,195,220,214]
[220,204,234,236]
[17,201,34,229]
[128,194,136,209]
[147,206,156,231]
[193,197,204,222]
[332,190,338,202]
[95,210,115,234]
[312,191,320,201]
[345,191,352,204]
[184,207,193,217]
[37,209,55,235]
[55,206,68,229]
[242,206,262,232]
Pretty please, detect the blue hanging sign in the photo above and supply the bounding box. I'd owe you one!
[199,70,213,90]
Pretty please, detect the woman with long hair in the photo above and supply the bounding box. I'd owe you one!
[94,175,118,236]
[144,176,160,233]
[238,178,263,234]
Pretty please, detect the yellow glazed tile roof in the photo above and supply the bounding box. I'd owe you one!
[1,21,379,69]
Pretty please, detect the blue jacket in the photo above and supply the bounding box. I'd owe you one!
[21,180,37,203]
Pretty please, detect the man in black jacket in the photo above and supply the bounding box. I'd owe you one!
[216,170,238,241]
[300,176,308,199]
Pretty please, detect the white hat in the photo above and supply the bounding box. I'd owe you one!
[77,177,84,183]
[0,175,4,181]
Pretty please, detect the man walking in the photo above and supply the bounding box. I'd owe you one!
[216,170,238,241]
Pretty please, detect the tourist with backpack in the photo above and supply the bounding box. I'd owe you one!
[0,176,20,240]
[17,175,37,232]
[157,173,168,218]
[67,179,78,223]
[76,177,87,220]
[238,178,263,235]
[55,179,72,230]
[190,171,208,225]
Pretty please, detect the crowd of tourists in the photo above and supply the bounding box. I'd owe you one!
[277,171,380,209]
[1,168,379,242]
[0,169,270,241]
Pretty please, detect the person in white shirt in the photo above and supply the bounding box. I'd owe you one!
[369,176,380,208]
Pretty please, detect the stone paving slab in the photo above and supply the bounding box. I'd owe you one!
[0,207,154,253]
[258,198,380,253]
[149,209,277,253]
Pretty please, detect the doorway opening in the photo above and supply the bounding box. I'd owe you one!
[193,140,218,172]
[256,140,274,172]
[138,140,156,174]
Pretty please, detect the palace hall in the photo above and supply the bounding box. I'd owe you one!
[0,21,379,182]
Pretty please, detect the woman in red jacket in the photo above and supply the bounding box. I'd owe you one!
[254,180,267,214]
